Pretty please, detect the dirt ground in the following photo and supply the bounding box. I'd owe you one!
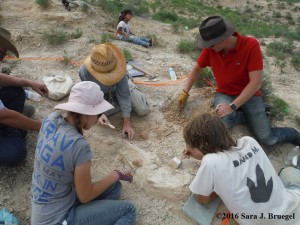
[0,1,300,225]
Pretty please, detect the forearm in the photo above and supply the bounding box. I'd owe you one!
[184,64,202,93]
[0,109,41,131]
[196,192,218,205]
[123,117,131,127]
[0,73,31,87]
[82,172,119,203]
[232,84,260,108]
[231,72,262,108]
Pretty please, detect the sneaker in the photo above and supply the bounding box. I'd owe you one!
[23,104,35,118]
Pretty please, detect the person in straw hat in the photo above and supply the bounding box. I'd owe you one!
[31,81,136,225]
[0,27,49,166]
[79,42,150,140]
[177,16,300,147]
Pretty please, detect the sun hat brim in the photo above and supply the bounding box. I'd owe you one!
[0,36,19,58]
[82,43,126,86]
[196,21,235,49]
[54,100,114,116]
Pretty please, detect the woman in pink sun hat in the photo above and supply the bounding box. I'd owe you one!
[31,81,136,225]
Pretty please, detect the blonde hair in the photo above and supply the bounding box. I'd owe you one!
[183,113,236,154]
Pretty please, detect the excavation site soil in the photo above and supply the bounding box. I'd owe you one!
[0,1,299,225]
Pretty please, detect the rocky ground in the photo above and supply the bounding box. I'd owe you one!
[0,1,299,225]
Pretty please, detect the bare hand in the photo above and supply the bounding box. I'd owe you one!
[98,114,109,126]
[30,81,48,96]
[115,170,133,183]
[122,124,135,140]
[182,147,203,160]
[216,103,233,117]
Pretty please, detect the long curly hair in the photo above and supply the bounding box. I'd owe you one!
[183,113,236,154]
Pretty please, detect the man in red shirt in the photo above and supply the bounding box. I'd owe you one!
[178,16,300,146]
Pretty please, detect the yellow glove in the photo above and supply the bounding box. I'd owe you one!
[177,89,189,109]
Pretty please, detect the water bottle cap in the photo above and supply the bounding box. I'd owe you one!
[168,67,174,71]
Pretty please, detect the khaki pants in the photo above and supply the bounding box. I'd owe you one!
[127,79,150,116]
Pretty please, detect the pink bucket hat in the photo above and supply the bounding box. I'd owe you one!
[55,81,114,115]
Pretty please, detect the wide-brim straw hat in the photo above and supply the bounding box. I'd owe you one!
[55,81,114,115]
[83,43,126,86]
[196,16,235,49]
[0,27,19,58]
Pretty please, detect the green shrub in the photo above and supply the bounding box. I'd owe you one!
[146,34,160,47]
[36,0,49,8]
[71,28,83,39]
[171,22,180,33]
[194,68,215,88]
[177,39,195,54]
[268,96,290,121]
[279,0,300,3]
[100,33,115,43]
[261,73,273,101]
[285,12,293,21]
[266,41,294,60]
[95,0,123,15]
[43,27,66,45]
[152,11,178,23]
[122,48,133,62]
[273,11,282,18]
[291,51,300,70]
[260,73,290,121]
[81,3,89,13]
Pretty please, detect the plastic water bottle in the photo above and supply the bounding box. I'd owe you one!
[25,90,43,102]
[168,67,177,81]
[284,146,300,166]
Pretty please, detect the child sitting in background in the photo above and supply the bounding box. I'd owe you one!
[116,9,152,48]
[183,113,300,225]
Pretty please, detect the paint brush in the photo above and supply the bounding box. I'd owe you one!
[104,123,115,129]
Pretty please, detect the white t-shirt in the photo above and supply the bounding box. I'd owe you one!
[116,21,130,38]
[190,136,300,225]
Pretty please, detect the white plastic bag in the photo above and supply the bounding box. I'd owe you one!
[43,72,74,101]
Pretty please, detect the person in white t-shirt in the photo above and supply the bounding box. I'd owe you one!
[183,113,300,225]
[116,9,152,48]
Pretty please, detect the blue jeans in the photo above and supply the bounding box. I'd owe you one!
[0,87,27,166]
[214,93,300,146]
[122,35,150,47]
[62,182,136,225]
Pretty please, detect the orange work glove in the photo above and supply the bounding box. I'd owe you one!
[177,89,189,109]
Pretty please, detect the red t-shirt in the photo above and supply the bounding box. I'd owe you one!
[197,32,263,96]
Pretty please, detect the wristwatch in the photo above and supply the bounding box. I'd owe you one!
[230,103,237,111]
